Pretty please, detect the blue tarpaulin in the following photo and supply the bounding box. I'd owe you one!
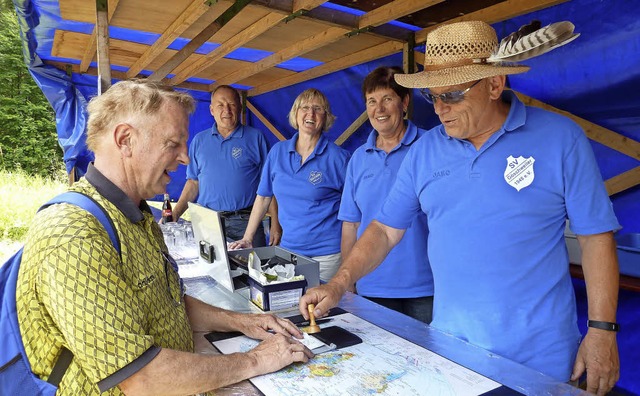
[11,0,640,393]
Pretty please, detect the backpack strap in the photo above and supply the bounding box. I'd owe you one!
[42,191,121,255]
[46,347,73,386]
[38,191,121,386]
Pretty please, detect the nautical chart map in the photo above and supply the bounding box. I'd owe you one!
[212,313,501,396]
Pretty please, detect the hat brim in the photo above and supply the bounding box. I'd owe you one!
[394,64,530,89]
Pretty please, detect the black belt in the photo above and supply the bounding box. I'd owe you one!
[219,206,253,218]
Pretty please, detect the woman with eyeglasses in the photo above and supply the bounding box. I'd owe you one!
[331,66,434,323]
[229,88,350,282]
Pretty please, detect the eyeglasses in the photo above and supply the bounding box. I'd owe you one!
[161,250,184,307]
[299,105,326,114]
[419,80,482,105]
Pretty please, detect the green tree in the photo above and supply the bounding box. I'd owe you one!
[0,2,64,178]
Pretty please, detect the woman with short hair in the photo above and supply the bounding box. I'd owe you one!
[230,88,350,282]
[338,66,434,323]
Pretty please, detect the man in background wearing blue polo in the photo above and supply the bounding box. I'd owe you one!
[172,85,280,247]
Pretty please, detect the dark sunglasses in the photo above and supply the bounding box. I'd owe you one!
[419,80,482,105]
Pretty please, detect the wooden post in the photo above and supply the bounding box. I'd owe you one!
[95,0,111,94]
[241,90,248,126]
[246,101,287,141]
[403,32,415,120]
[335,111,368,146]
[68,166,76,186]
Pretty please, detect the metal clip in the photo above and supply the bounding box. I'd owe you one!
[284,9,308,23]
[346,25,372,37]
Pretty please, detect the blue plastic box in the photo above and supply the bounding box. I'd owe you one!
[615,233,640,278]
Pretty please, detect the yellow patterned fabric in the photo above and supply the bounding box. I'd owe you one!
[16,179,193,395]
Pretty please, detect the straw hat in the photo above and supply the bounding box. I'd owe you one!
[395,21,530,89]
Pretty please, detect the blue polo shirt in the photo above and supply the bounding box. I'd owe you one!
[339,121,433,298]
[186,124,268,211]
[377,91,619,381]
[258,133,350,257]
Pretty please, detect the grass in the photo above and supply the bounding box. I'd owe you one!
[0,169,186,263]
[0,169,67,261]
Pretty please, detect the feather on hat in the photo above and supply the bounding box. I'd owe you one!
[395,20,579,89]
[487,20,580,62]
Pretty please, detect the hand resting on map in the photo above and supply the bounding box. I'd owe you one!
[225,310,317,369]
[234,311,305,340]
[249,333,315,373]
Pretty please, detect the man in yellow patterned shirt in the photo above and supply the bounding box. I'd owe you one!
[17,79,313,395]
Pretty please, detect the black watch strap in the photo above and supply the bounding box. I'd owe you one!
[587,320,620,332]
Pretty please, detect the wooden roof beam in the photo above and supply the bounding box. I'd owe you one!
[246,100,287,141]
[249,40,404,96]
[169,12,287,86]
[125,0,216,79]
[605,166,640,196]
[335,111,368,146]
[148,0,251,82]
[415,0,569,43]
[252,0,331,18]
[44,60,211,92]
[358,0,443,29]
[252,0,409,41]
[292,0,328,13]
[210,26,348,89]
[514,91,640,162]
[80,0,119,73]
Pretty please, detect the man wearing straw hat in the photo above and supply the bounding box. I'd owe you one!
[300,21,619,395]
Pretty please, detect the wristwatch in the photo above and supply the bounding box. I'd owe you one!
[587,320,620,332]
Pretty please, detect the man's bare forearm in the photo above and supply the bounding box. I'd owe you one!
[572,231,620,395]
[340,221,359,267]
[122,296,311,395]
[331,220,404,292]
[579,232,619,322]
[119,347,261,396]
[184,295,243,332]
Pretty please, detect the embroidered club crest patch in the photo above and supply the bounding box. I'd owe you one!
[504,155,535,191]
[309,170,323,185]
[232,147,242,159]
